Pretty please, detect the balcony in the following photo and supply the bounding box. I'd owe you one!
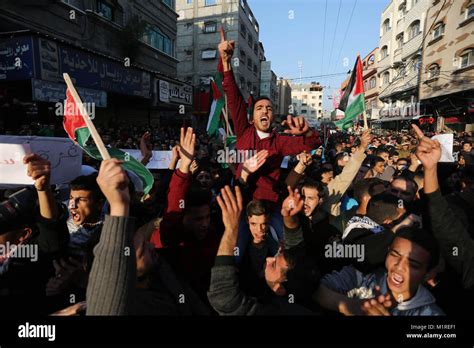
[379,73,419,100]
[393,47,402,64]
[402,32,422,59]
[378,55,391,71]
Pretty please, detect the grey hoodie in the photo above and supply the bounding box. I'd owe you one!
[321,265,445,316]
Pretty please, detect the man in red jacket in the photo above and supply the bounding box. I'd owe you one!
[218,31,321,205]
[218,31,321,262]
[150,127,219,301]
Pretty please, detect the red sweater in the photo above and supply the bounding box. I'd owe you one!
[150,169,219,295]
[223,71,321,203]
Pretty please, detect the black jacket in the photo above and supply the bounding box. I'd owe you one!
[0,205,69,315]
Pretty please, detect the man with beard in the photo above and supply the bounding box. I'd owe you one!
[218,29,320,205]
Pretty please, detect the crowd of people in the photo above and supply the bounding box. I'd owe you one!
[0,35,473,317]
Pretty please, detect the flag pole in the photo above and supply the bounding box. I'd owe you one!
[63,73,111,160]
[357,53,368,131]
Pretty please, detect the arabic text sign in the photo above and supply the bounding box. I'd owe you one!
[32,79,107,107]
[0,136,83,186]
[0,36,35,81]
[121,150,173,169]
[158,80,193,105]
[0,144,35,185]
[38,37,151,98]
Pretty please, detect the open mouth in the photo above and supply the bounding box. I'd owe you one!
[71,211,81,223]
[260,116,269,127]
[389,272,404,287]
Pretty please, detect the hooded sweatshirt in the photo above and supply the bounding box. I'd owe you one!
[321,265,445,316]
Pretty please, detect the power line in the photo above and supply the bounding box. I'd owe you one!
[288,71,349,82]
[333,0,358,74]
[327,0,342,75]
[321,0,328,77]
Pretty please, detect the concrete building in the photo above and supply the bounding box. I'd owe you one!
[259,61,278,113]
[377,0,430,123]
[291,82,324,127]
[419,0,474,131]
[277,78,292,117]
[0,0,190,127]
[176,0,263,102]
[362,48,383,121]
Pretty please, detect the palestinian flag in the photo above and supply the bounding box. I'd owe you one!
[206,75,225,137]
[63,89,154,194]
[335,56,365,130]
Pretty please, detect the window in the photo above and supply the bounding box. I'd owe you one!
[162,0,173,8]
[398,3,406,19]
[311,103,316,107]
[204,21,216,33]
[382,72,390,85]
[432,22,444,39]
[319,102,322,106]
[187,0,192,4]
[381,46,388,59]
[202,49,217,60]
[239,77,246,88]
[467,4,474,19]
[240,22,247,38]
[240,0,245,9]
[62,0,83,9]
[142,25,174,56]
[428,64,440,78]
[247,57,252,68]
[319,95,322,99]
[396,33,404,49]
[364,80,368,91]
[460,49,474,68]
[370,77,376,89]
[240,49,246,60]
[311,110,316,115]
[412,0,419,7]
[368,55,375,65]
[253,64,258,73]
[408,20,420,40]
[312,96,316,99]
[97,0,114,21]
[383,19,391,34]
[248,36,253,48]
[205,0,216,6]
[301,109,307,114]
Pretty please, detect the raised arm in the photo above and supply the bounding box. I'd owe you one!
[413,124,474,290]
[218,28,250,137]
[281,186,305,249]
[276,116,321,156]
[87,159,135,315]
[285,151,312,190]
[323,131,370,216]
[208,185,260,315]
[24,154,57,220]
[152,128,195,247]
